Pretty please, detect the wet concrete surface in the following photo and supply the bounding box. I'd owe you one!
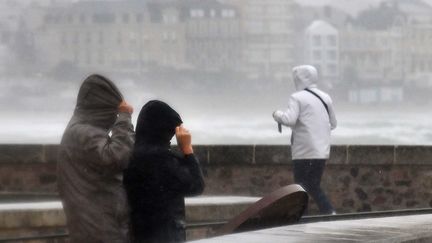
[189,214,432,243]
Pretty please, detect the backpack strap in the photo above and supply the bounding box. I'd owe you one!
[304,88,330,116]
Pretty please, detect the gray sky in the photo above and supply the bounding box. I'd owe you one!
[7,0,432,17]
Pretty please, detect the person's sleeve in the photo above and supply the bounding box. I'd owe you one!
[80,112,135,170]
[165,154,205,196]
[273,96,300,128]
[328,99,337,130]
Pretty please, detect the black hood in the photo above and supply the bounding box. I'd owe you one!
[73,74,123,129]
[135,100,183,147]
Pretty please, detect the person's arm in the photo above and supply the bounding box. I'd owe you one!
[165,125,204,195]
[184,154,205,196]
[79,101,135,171]
[164,154,205,196]
[273,96,300,128]
[328,99,337,130]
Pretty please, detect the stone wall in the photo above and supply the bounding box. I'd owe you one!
[0,145,58,194]
[1,144,432,214]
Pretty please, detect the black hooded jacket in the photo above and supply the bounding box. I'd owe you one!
[124,100,205,243]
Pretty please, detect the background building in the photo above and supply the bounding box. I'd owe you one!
[31,1,188,75]
[304,20,339,89]
[232,0,297,80]
[182,0,242,72]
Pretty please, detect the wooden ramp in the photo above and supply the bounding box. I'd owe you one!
[217,184,308,235]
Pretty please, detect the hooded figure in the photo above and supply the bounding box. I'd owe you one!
[57,74,134,243]
[124,100,204,243]
[274,65,337,159]
[273,65,337,214]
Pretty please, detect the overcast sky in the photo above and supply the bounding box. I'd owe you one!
[5,0,432,17]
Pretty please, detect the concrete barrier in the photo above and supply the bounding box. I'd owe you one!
[0,144,431,213]
[0,196,260,241]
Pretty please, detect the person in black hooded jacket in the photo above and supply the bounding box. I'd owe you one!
[124,100,205,243]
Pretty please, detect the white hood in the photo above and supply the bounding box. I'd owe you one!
[293,65,318,91]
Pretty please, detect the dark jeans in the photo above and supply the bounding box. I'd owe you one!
[293,159,334,214]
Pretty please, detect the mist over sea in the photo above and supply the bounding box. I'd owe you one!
[2,108,432,145]
[1,78,431,145]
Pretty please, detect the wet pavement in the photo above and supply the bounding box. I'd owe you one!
[189,213,432,242]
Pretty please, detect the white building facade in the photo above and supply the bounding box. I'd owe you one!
[304,20,339,89]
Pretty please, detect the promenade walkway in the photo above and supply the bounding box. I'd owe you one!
[190,213,432,243]
[1,197,432,242]
[0,196,260,241]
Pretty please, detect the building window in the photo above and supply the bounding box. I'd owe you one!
[171,32,177,41]
[162,32,169,42]
[86,32,91,44]
[328,35,337,46]
[45,14,60,24]
[222,9,235,18]
[313,50,321,60]
[86,51,92,64]
[80,14,86,23]
[99,31,104,44]
[98,50,105,64]
[67,14,74,24]
[44,14,52,24]
[267,6,284,15]
[73,50,80,64]
[93,13,116,24]
[117,32,122,45]
[123,13,130,24]
[129,32,137,45]
[61,33,67,46]
[229,22,239,35]
[73,32,79,45]
[313,35,321,46]
[190,9,205,18]
[136,13,143,23]
[327,50,337,60]
[52,15,61,24]
[328,64,337,74]
[1,31,10,44]
[314,64,321,74]
[210,9,216,18]
[163,14,178,24]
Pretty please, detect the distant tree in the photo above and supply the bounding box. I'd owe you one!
[355,2,405,30]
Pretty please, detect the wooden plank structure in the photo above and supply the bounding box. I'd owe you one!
[217,184,308,235]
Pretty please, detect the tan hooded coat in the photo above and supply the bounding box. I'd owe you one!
[57,75,134,243]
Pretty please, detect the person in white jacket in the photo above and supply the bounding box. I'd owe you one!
[273,65,337,214]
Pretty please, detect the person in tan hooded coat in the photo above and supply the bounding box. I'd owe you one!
[57,74,134,243]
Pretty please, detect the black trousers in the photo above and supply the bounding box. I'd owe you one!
[292,159,334,214]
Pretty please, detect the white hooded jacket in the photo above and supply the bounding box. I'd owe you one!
[273,65,337,160]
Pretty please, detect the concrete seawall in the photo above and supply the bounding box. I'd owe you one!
[0,144,431,213]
